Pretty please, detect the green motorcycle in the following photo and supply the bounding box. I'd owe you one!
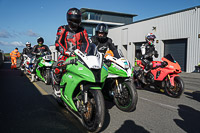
[103,50,138,112]
[35,53,54,85]
[51,46,108,132]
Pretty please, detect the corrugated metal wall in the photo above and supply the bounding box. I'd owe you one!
[108,7,200,72]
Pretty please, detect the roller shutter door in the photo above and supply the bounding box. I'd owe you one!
[164,39,187,71]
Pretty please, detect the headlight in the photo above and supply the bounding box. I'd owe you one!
[91,65,101,69]
[124,61,129,69]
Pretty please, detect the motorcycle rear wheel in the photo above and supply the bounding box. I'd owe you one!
[113,81,138,112]
[165,76,184,98]
[81,89,105,133]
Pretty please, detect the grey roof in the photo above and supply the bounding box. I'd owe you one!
[80,8,137,17]
[133,5,200,24]
[111,5,200,28]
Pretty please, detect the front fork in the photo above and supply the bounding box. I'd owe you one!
[115,79,121,93]
[77,84,88,113]
[166,74,176,88]
[80,84,88,104]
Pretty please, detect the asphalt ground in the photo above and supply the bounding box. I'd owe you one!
[0,62,85,133]
[1,61,200,133]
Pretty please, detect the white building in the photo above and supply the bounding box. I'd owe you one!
[108,6,200,72]
[49,45,59,61]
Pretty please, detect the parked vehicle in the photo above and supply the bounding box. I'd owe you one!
[35,53,54,85]
[133,54,184,98]
[51,46,108,132]
[20,54,35,76]
[103,50,138,112]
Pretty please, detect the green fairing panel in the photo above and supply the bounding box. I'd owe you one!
[36,69,44,81]
[38,59,45,67]
[108,64,128,77]
[60,62,96,111]
[101,65,108,82]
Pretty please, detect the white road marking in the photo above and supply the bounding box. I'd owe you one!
[139,97,178,110]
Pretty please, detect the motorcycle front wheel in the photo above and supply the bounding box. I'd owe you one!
[44,69,51,85]
[20,69,24,76]
[113,81,138,112]
[165,76,184,98]
[81,89,105,133]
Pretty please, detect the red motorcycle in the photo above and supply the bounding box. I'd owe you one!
[133,54,184,98]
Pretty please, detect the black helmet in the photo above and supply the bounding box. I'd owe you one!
[95,23,109,42]
[37,37,44,44]
[67,8,81,31]
[25,42,31,49]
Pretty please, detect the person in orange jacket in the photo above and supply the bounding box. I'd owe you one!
[10,47,20,69]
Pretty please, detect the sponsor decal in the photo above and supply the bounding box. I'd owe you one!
[78,67,83,70]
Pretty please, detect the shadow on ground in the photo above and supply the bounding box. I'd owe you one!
[115,120,150,133]
[174,104,200,133]
[184,91,200,102]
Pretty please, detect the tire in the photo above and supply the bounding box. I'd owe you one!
[20,69,24,76]
[165,76,184,98]
[45,69,51,85]
[81,90,105,133]
[113,81,138,112]
[52,84,64,106]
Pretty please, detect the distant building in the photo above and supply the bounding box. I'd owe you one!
[108,6,200,72]
[80,8,137,37]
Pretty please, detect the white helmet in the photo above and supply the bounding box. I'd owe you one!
[145,33,156,45]
[25,42,31,48]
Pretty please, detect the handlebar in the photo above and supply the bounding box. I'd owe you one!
[63,58,78,66]
[152,61,168,70]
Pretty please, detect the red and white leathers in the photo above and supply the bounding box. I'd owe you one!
[55,25,90,66]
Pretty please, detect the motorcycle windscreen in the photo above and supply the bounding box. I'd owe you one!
[163,54,176,63]
[83,43,98,56]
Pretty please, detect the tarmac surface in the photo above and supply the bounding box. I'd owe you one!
[0,62,200,133]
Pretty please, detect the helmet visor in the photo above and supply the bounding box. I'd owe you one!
[68,20,80,29]
[147,35,156,40]
[26,44,31,47]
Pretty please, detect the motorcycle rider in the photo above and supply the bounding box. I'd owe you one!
[10,47,20,69]
[53,8,90,96]
[31,37,51,82]
[140,33,158,84]
[20,42,33,67]
[90,23,120,58]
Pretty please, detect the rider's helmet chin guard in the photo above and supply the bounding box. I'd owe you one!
[67,8,81,31]
[145,33,156,45]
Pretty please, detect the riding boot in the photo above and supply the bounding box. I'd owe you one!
[135,80,142,89]
[53,84,61,97]
[31,74,35,82]
[141,74,147,85]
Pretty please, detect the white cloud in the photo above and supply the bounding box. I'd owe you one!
[0,41,24,47]
[0,30,12,38]
[25,30,39,37]
[0,29,39,38]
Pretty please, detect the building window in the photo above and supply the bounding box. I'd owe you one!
[84,26,94,38]
[82,12,88,20]
[89,12,101,20]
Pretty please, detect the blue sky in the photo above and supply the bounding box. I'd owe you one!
[0,0,200,53]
